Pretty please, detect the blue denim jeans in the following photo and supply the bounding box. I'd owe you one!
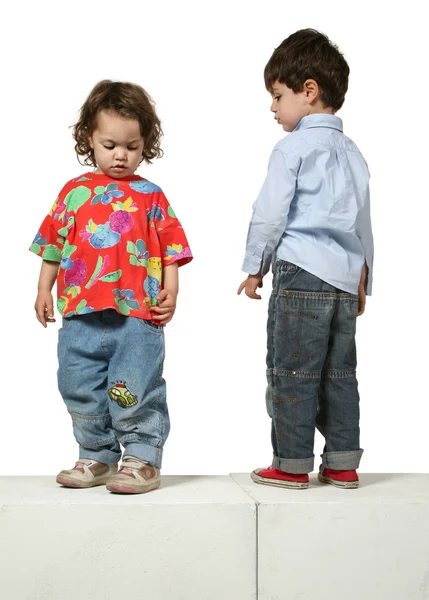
[266,261,363,473]
[57,310,167,468]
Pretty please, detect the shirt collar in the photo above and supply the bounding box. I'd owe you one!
[293,113,343,133]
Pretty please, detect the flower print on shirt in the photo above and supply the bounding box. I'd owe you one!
[80,197,138,248]
[146,202,166,223]
[80,220,121,249]
[50,196,67,224]
[91,183,125,205]
[58,241,87,299]
[58,297,94,318]
[64,258,88,298]
[127,240,149,267]
[30,231,47,254]
[109,197,138,234]
[113,289,140,316]
[85,256,122,289]
[50,185,92,225]
[129,180,162,194]
[61,241,77,270]
[57,216,76,240]
[144,257,162,308]
[165,244,193,263]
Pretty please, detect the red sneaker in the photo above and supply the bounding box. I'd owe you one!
[251,467,309,489]
[318,465,359,489]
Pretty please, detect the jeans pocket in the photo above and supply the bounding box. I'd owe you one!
[137,317,164,335]
[273,292,334,371]
[59,316,73,333]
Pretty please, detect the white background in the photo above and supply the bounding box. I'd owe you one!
[1,0,427,475]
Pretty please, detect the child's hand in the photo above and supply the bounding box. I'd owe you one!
[35,291,56,327]
[357,283,366,316]
[150,289,177,324]
[237,274,263,299]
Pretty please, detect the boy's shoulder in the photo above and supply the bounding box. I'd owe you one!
[274,119,363,158]
[273,133,310,156]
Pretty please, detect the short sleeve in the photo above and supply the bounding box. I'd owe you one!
[152,192,193,268]
[29,187,73,262]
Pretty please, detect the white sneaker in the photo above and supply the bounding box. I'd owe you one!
[56,459,118,488]
[106,456,160,494]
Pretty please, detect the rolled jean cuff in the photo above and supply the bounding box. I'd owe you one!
[123,442,163,469]
[79,447,121,465]
[273,454,314,474]
[320,449,364,470]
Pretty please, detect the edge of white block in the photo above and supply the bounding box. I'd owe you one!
[0,475,256,507]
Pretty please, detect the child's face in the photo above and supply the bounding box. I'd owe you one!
[269,81,310,132]
[89,110,144,178]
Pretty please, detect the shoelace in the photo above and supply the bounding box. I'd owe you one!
[75,459,94,467]
[119,459,151,477]
[119,460,143,473]
[122,459,147,468]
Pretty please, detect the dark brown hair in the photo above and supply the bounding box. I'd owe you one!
[264,29,349,111]
[73,80,163,167]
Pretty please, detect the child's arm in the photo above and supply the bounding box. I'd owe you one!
[35,260,58,327]
[239,148,299,299]
[150,263,179,325]
[242,149,299,276]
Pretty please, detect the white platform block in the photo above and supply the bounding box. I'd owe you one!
[0,476,256,600]
[232,473,429,600]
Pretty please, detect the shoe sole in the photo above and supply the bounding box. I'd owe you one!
[106,480,161,494]
[318,473,359,489]
[251,471,309,489]
[56,476,111,488]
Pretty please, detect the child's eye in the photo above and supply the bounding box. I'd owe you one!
[274,96,281,101]
[102,144,139,150]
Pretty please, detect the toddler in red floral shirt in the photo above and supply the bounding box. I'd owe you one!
[30,80,192,494]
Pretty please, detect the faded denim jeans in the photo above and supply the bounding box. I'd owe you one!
[57,310,167,468]
[266,261,364,473]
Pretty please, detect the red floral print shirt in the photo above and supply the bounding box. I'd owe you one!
[30,173,193,320]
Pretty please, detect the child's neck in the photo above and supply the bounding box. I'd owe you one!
[308,102,335,116]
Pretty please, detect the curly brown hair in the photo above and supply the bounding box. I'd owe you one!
[73,80,163,167]
[264,29,349,111]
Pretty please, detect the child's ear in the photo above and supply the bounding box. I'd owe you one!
[303,79,319,102]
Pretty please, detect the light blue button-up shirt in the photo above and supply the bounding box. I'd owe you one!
[242,114,374,295]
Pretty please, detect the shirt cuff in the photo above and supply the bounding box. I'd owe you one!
[365,268,373,296]
[37,244,62,262]
[364,253,373,296]
[242,241,268,275]
[241,252,263,275]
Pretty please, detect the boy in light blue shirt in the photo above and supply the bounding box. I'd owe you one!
[238,29,374,489]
